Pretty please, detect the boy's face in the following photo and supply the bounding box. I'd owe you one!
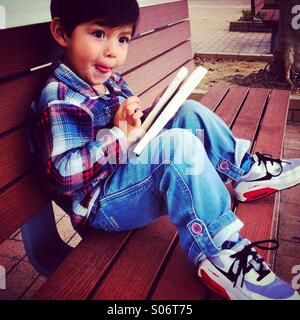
[63,21,132,93]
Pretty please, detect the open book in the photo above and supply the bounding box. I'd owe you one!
[133,65,208,155]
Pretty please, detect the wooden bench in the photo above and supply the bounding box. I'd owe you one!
[0,0,290,300]
[250,0,280,52]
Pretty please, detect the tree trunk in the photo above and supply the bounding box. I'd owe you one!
[270,0,300,89]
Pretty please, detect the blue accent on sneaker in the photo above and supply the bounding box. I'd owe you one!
[244,277,296,299]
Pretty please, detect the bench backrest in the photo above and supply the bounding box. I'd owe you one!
[251,0,265,16]
[0,0,193,245]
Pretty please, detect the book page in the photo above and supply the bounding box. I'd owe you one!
[139,67,189,134]
[133,66,208,156]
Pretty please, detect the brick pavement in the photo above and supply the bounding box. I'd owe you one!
[188,0,272,56]
[276,124,300,290]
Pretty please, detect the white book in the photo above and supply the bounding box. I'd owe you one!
[133,65,208,155]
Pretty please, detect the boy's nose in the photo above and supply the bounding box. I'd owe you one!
[104,41,117,58]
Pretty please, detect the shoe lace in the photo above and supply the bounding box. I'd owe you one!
[255,152,291,178]
[229,239,279,288]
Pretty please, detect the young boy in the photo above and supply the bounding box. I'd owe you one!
[33,0,300,300]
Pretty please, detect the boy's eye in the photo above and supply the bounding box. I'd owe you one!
[119,36,130,44]
[92,30,105,38]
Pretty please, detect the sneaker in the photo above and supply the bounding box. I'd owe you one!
[233,152,300,202]
[198,239,300,300]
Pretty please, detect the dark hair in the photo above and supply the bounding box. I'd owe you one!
[51,0,140,37]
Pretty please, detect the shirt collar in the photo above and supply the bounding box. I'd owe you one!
[52,60,116,99]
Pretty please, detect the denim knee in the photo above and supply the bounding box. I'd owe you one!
[156,128,205,175]
[176,100,211,119]
[158,128,204,173]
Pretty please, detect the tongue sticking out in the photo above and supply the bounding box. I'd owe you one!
[96,65,111,74]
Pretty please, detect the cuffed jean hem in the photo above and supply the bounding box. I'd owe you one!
[209,148,247,183]
[187,210,244,264]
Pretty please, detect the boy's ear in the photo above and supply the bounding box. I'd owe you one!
[50,17,69,47]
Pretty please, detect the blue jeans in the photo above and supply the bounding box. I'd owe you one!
[89,100,250,264]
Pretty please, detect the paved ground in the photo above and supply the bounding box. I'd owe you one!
[276,126,300,289]
[0,0,299,300]
[188,0,272,55]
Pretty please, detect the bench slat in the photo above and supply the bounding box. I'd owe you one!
[137,0,189,36]
[0,128,33,190]
[151,241,209,300]
[91,218,177,300]
[262,9,276,21]
[236,89,290,262]
[0,24,61,80]
[0,172,49,244]
[35,217,176,300]
[252,0,265,16]
[0,68,50,135]
[231,88,270,143]
[214,86,249,127]
[267,10,279,22]
[120,21,191,75]
[253,89,289,159]
[199,85,229,111]
[34,229,132,300]
[125,41,193,95]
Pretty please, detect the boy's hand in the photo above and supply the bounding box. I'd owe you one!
[114,96,145,144]
[114,96,143,126]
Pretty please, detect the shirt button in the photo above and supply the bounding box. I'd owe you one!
[191,222,203,235]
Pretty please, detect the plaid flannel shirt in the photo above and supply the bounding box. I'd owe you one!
[33,61,133,233]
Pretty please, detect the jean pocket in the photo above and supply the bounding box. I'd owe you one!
[97,180,164,231]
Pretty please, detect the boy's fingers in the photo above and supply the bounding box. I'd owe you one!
[124,103,142,125]
[126,103,142,117]
[131,110,144,126]
[124,96,141,110]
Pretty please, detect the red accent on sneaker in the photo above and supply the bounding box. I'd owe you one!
[199,269,231,300]
[243,187,278,201]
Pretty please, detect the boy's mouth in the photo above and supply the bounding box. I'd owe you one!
[95,65,112,74]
